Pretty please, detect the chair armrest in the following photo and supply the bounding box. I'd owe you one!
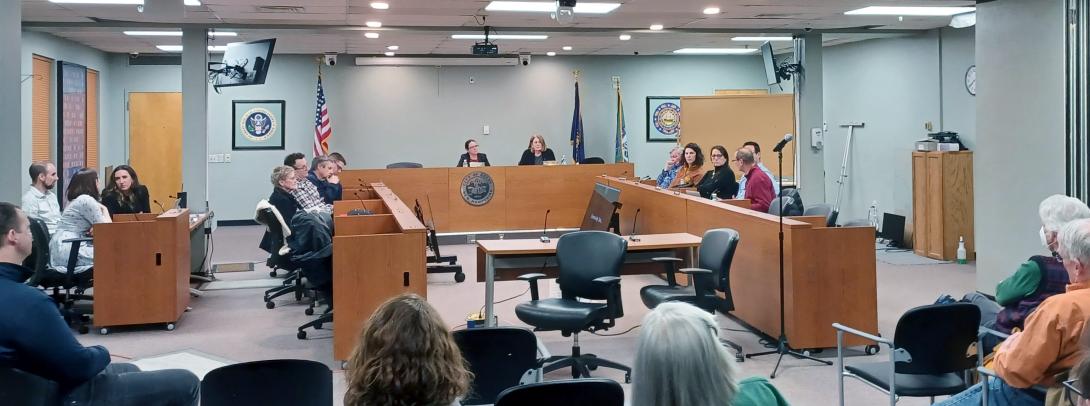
[62,237,94,244]
[678,267,712,275]
[832,323,894,347]
[651,257,683,263]
[518,273,547,301]
[979,326,1011,340]
[651,257,681,286]
[592,276,621,286]
[593,276,624,319]
[976,367,1049,396]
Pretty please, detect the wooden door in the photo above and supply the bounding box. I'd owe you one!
[911,153,927,256]
[128,93,182,213]
[925,153,945,259]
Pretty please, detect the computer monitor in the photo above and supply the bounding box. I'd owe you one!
[212,38,276,89]
[879,212,906,248]
[761,41,779,86]
[581,183,621,231]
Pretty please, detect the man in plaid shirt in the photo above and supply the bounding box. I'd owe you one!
[284,153,332,213]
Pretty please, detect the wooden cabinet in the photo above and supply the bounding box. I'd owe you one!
[912,151,974,261]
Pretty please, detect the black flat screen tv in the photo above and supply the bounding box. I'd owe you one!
[213,38,276,88]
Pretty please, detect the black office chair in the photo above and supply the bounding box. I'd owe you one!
[386,162,423,169]
[0,367,61,406]
[640,228,744,361]
[256,206,305,309]
[580,157,606,164]
[514,231,632,382]
[803,203,836,227]
[31,217,94,334]
[414,199,465,283]
[201,359,332,406]
[494,379,624,406]
[453,327,540,405]
[833,303,980,405]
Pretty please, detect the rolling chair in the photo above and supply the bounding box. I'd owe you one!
[453,327,540,405]
[580,157,606,164]
[256,206,305,309]
[803,203,836,227]
[0,367,61,406]
[386,162,423,169]
[413,199,465,282]
[513,231,632,382]
[201,359,332,406]
[494,378,624,406]
[30,217,94,334]
[640,228,744,362]
[833,303,980,405]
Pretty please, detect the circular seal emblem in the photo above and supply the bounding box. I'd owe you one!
[653,102,681,136]
[460,171,495,206]
[239,108,277,142]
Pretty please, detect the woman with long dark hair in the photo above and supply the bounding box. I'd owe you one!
[101,165,151,214]
[668,143,705,188]
[696,145,739,200]
[49,168,111,275]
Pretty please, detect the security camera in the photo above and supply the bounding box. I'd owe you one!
[804,27,813,32]
[633,51,639,56]
[129,51,139,58]
[136,4,143,12]
[323,53,337,66]
[518,53,531,66]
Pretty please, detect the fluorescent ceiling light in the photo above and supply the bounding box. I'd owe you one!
[845,6,975,16]
[732,36,792,42]
[649,24,664,31]
[124,31,237,37]
[949,11,976,28]
[49,0,142,4]
[365,21,382,28]
[364,32,380,39]
[618,34,631,41]
[485,1,620,14]
[386,45,399,50]
[562,45,572,51]
[673,48,758,55]
[156,45,228,52]
[370,2,389,9]
[384,51,395,56]
[356,56,519,66]
[703,7,720,15]
[183,0,200,5]
[546,51,556,56]
[450,34,548,40]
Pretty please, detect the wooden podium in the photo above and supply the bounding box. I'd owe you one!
[92,209,191,332]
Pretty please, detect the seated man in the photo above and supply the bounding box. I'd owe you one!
[308,156,342,205]
[937,218,1090,406]
[735,141,779,199]
[21,161,61,234]
[328,152,347,174]
[284,152,332,213]
[0,202,198,405]
[734,148,774,213]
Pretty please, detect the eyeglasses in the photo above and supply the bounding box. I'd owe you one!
[1062,379,1084,406]
[711,154,725,158]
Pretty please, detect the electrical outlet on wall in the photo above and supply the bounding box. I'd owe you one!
[224,153,231,163]
[483,125,490,135]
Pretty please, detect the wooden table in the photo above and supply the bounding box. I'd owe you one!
[476,233,703,327]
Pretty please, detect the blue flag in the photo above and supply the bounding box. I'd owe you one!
[614,86,629,163]
[570,81,585,163]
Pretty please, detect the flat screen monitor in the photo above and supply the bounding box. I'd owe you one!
[879,212,906,247]
[761,41,779,86]
[213,38,276,88]
[581,183,621,231]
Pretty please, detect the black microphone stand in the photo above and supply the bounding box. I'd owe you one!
[745,148,832,378]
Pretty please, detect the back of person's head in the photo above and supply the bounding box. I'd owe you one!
[743,141,761,154]
[28,162,48,183]
[1040,195,1090,234]
[283,152,305,167]
[328,152,347,166]
[735,148,755,165]
[66,168,100,202]
[270,166,293,187]
[344,293,472,406]
[1060,218,1090,266]
[0,202,21,247]
[632,302,738,406]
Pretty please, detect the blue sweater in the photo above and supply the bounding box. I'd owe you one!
[0,262,110,391]
[307,171,343,205]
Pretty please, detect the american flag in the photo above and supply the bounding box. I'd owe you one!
[313,75,332,157]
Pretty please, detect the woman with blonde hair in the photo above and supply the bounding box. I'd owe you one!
[632,302,788,406]
[518,134,556,165]
[344,294,473,406]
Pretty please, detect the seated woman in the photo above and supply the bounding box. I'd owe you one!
[632,302,788,406]
[518,134,556,165]
[344,293,472,406]
[457,139,490,167]
[49,168,111,275]
[696,145,739,200]
[656,146,682,188]
[668,143,705,188]
[260,166,303,255]
[100,165,151,215]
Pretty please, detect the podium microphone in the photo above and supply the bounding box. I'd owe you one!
[772,133,794,153]
[539,209,551,243]
[153,200,166,213]
[629,208,641,242]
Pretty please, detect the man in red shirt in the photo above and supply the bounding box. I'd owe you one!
[735,148,775,213]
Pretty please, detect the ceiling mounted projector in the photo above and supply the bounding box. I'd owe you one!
[552,0,576,25]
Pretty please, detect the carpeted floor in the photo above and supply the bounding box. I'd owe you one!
[74,225,979,405]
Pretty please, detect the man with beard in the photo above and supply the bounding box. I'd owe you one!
[21,161,60,234]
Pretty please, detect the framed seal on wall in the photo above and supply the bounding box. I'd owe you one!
[646,96,681,142]
[232,100,285,150]
[460,171,495,206]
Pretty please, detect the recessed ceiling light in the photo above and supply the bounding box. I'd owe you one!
[484,1,620,14]
[618,34,631,40]
[649,24,664,31]
[731,36,792,42]
[370,2,389,9]
[156,45,227,52]
[673,48,758,55]
[366,21,382,28]
[562,45,572,51]
[844,6,975,16]
[387,45,399,50]
[384,51,395,56]
[450,34,549,40]
[124,31,237,37]
[547,51,556,56]
[703,7,720,15]
[364,32,380,39]
[49,0,143,4]
[183,0,200,5]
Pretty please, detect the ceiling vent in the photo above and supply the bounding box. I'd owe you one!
[257,5,305,13]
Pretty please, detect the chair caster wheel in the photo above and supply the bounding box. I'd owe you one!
[454,272,466,283]
[624,373,631,384]
[315,323,323,330]
[165,323,175,331]
[305,307,314,316]
[78,326,89,334]
[865,344,880,355]
[99,328,109,335]
[585,354,598,370]
[265,301,275,309]
[297,330,307,339]
[270,270,277,277]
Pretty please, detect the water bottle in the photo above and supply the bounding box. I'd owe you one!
[560,154,567,165]
[957,237,967,264]
[867,201,879,228]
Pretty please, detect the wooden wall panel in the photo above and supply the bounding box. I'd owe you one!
[926,154,945,259]
[912,153,928,256]
[679,95,796,179]
[32,55,52,163]
[505,164,631,230]
[341,168,450,229]
[448,167,507,232]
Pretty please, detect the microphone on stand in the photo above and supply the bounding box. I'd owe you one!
[539,209,551,243]
[153,200,166,213]
[629,208,641,242]
[772,133,795,153]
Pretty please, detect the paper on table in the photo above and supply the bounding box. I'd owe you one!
[131,350,231,381]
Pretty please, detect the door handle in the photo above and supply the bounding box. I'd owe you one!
[155,253,161,266]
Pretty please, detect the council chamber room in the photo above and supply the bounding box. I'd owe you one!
[2,1,1088,405]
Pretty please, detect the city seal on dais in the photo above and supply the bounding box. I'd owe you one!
[240,107,277,142]
[460,171,495,206]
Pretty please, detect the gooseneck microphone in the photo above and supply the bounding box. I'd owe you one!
[539,209,551,243]
[153,200,166,213]
[772,133,794,153]
[629,208,641,242]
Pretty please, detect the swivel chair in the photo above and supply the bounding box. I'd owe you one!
[580,157,606,164]
[513,231,632,382]
[256,206,304,309]
[201,359,332,406]
[386,162,423,169]
[453,327,540,405]
[30,217,94,334]
[640,228,745,361]
[494,378,624,406]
